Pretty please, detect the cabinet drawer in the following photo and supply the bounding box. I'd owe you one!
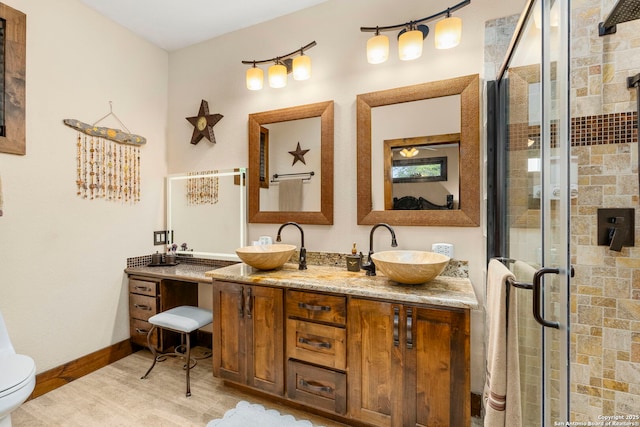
[286,319,346,370]
[286,290,346,325]
[129,318,158,348]
[287,360,346,415]
[129,293,158,321]
[128,278,158,296]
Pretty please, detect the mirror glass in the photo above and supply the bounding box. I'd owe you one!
[383,134,460,210]
[357,74,480,226]
[248,101,334,225]
[167,168,246,260]
[259,117,321,212]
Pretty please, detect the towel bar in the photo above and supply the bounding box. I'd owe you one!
[271,171,314,182]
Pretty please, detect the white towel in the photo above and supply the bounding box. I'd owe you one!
[484,259,522,427]
[278,179,302,211]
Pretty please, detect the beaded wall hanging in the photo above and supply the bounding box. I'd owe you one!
[187,170,219,205]
[63,103,146,203]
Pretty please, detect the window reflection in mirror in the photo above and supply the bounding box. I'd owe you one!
[259,117,321,212]
[167,169,246,260]
[383,134,460,210]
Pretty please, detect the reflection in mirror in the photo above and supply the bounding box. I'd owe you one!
[357,74,480,226]
[383,134,460,210]
[167,169,246,260]
[248,101,334,225]
[259,117,321,212]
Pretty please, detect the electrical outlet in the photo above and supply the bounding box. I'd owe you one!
[154,231,167,246]
[431,243,454,258]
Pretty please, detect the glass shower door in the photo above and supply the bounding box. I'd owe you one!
[490,0,570,424]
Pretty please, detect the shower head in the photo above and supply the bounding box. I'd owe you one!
[599,0,640,36]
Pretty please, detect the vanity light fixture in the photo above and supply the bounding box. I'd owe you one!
[242,41,316,90]
[361,0,470,64]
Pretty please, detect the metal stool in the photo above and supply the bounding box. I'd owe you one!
[140,306,212,397]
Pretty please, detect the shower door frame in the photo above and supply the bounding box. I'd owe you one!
[487,0,571,424]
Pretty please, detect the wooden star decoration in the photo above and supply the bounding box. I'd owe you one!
[288,142,310,165]
[186,99,223,145]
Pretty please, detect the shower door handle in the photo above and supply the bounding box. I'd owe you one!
[532,267,560,329]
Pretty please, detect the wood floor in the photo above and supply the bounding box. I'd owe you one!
[13,348,348,427]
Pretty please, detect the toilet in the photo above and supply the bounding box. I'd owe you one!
[0,312,36,427]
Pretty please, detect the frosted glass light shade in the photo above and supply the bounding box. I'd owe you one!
[398,30,423,61]
[268,63,287,88]
[367,34,389,64]
[246,66,264,90]
[293,55,311,81]
[434,16,462,49]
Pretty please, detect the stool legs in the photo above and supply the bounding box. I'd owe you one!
[185,332,191,397]
[140,325,194,397]
[141,325,158,380]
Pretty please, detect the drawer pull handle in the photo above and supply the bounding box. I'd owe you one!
[298,337,332,349]
[134,304,152,311]
[299,379,333,393]
[298,302,331,312]
[134,286,152,292]
[406,308,413,349]
[393,307,400,347]
[135,328,149,334]
[246,287,253,319]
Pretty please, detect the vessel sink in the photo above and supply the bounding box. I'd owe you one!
[370,250,450,285]
[235,244,296,270]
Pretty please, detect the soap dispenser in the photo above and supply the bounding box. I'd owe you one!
[346,243,361,272]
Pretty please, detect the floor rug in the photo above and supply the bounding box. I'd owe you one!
[207,401,320,427]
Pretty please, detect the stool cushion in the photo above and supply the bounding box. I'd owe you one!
[148,306,213,333]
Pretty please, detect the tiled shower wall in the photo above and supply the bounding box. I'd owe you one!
[570,0,640,420]
[486,0,640,421]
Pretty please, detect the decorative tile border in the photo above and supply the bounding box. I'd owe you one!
[127,252,469,278]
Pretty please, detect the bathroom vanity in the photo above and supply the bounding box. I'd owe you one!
[205,263,478,427]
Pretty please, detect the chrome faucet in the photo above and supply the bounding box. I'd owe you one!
[360,223,398,276]
[276,222,307,270]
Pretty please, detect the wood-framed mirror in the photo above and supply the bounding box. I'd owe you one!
[357,74,480,226]
[248,100,334,224]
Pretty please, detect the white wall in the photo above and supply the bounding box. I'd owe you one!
[167,0,526,393]
[0,0,168,371]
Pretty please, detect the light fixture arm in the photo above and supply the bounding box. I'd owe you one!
[360,0,470,33]
[241,41,317,66]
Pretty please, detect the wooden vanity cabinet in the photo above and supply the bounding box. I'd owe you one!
[128,277,161,349]
[285,290,347,415]
[212,280,284,396]
[128,276,198,352]
[348,298,470,427]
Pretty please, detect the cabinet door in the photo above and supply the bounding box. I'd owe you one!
[212,281,245,384]
[246,285,284,395]
[403,306,470,427]
[347,298,400,427]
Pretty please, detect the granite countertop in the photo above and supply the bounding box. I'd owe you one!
[125,263,216,283]
[204,263,479,310]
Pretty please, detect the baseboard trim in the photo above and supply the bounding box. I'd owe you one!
[29,339,134,401]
